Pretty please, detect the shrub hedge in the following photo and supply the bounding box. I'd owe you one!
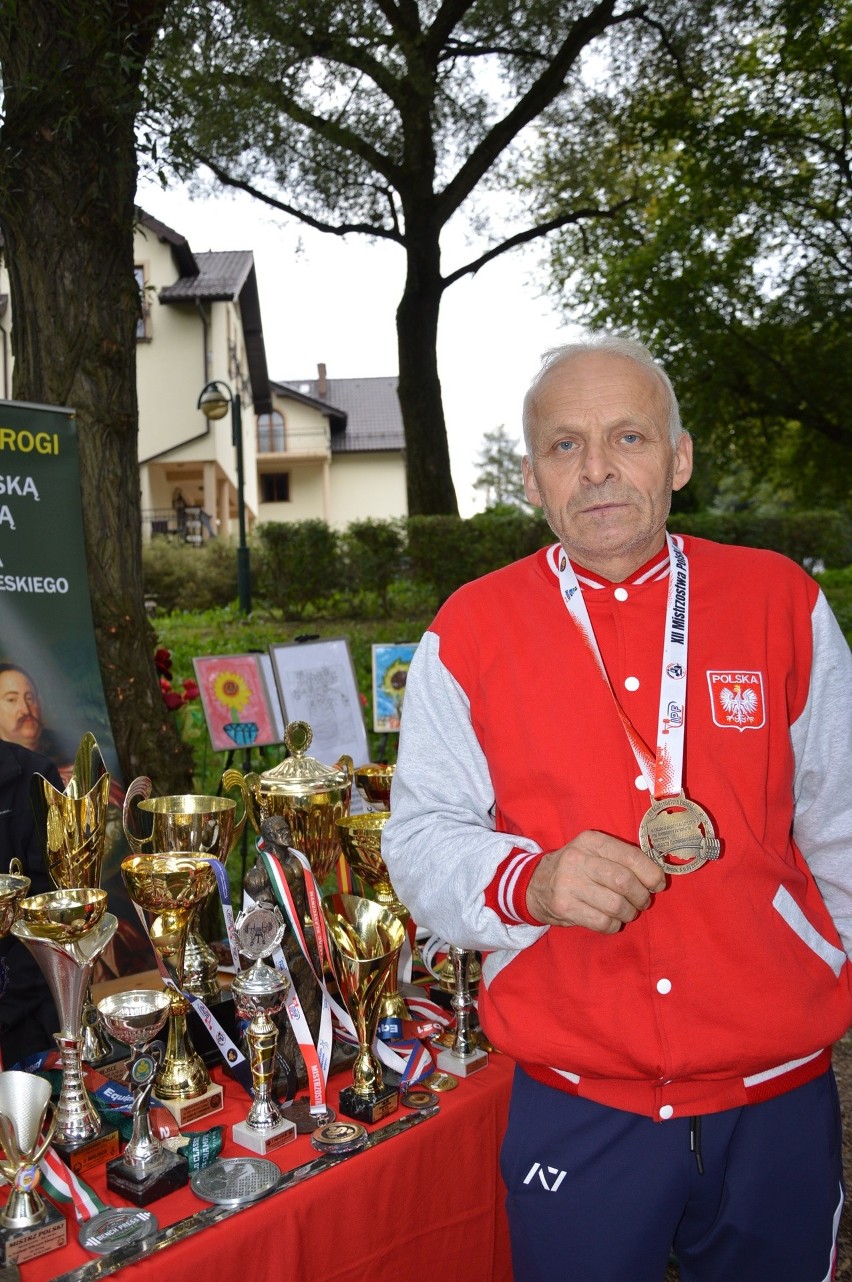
[143,507,852,617]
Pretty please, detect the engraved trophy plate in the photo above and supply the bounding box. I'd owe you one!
[78,1208,157,1256]
[639,793,722,875]
[190,1157,280,1206]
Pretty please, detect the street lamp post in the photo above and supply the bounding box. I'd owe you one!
[197,379,252,614]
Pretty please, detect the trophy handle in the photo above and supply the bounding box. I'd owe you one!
[122,775,154,851]
[7,859,23,878]
[0,1110,23,1170]
[337,754,354,786]
[222,769,260,836]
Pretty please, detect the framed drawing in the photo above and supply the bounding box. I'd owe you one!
[268,637,370,768]
[192,653,282,751]
[371,642,418,733]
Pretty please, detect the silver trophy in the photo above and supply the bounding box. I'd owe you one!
[435,946,489,1077]
[230,904,296,1155]
[11,889,120,1172]
[96,989,189,1205]
[0,1070,66,1264]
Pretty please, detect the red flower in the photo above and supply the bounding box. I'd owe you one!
[182,679,200,702]
[159,677,172,693]
[154,647,173,679]
[162,690,184,711]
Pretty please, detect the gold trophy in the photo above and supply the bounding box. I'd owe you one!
[11,889,120,1174]
[121,854,223,1127]
[122,780,245,1001]
[0,1070,65,1265]
[223,721,353,886]
[321,894,404,1124]
[30,732,113,1065]
[353,764,395,811]
[0,861,30,941]
[336,812,411,1026]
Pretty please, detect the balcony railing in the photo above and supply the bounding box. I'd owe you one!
[142,506,215,544]
[257,423,330,456]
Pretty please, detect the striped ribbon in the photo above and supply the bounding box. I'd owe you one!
[39,1148,108,1222]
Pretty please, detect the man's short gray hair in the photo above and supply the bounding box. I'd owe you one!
[522,333,686,452]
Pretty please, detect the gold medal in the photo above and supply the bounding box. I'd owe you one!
[638,792,721,875]
[424,1070,459,1093]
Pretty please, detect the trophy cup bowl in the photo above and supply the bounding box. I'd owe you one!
[0,1071,57,1232]
[96,989,190,1204]
[353,764,395,811]
[321,894,404,1124]
[0,865,31,939]
[123,779,244,1001]
[17,887,107,941]
[336,813,410,1024]
[121,854,217,1103]
[223,721,352,886]
[11,894,119,1170]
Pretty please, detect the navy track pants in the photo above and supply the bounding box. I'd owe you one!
[501,1066,843,1282]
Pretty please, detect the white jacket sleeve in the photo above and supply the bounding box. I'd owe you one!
[791,590,852,955]
[383,630,547,953]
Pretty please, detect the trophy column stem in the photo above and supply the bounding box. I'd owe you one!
[155,993,210,1100]
[246,1014,282,1129]
[54,1034,100,1144]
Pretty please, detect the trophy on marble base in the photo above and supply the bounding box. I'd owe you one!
[231,904,296,1155]
[322,894,404,1124]
[435,947,488,1077]
[11,889,120,1175]
[31,733,116,1067]
[121,854,223,1127]
[96,989,189,1206]
[0,1070,66,1266]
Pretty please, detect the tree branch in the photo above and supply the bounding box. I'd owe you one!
[442,197,637,287]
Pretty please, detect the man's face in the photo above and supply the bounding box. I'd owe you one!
[522,352,693,581]
[0,669,43,748]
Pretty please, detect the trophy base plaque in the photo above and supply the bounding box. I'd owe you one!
[436,1045,489,1077]
[232,1117,297,1156]
[0,1201,67,1266]
[158,1082,224,1128]
[337,1083,398,1125]
[106,1150,189,1207]
[53,1125,121,1176]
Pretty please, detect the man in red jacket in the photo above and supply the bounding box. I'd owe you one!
[384,334,852,1282]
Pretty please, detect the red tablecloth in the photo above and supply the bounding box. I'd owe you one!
[18,1053,515,1282]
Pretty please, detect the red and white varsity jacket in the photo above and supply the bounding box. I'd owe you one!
[383,536,852,1120]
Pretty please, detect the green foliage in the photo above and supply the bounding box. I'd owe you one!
[472,426,530,510]
[255,520,342,615]
[530,0,852,506]
[406,509,552,605]
[815,567,852,641]
[672,510,852,570]
[143,536,239,613]
[341,519,405,613]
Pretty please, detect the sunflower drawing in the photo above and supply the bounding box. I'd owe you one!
[213,670,252,719]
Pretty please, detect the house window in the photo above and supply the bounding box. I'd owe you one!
[257,410,286,452]
[261,472,290,502]
[135,264,152,340]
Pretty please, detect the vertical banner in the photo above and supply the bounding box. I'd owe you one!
[0,399,150,973]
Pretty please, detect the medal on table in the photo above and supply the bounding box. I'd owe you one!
[556,535,721,875]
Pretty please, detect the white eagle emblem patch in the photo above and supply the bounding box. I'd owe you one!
[707,671,766,731]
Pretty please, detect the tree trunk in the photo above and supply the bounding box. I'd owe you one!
[396,224,459,516]
[0,1,193,794]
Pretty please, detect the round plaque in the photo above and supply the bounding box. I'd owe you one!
[190,1157,280,1206]
[401,1087,437,1111]
[234,904,286,961]
[638,793,721,875]
[310,1121,368,1155]
[79,1208,158,1256]
[286,1098,336,1134]
[424,1070,459,1093]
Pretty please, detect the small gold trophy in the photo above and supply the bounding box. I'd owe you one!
[230,904,296,1155]
[30,732,113,1065]
[11,889,120,1174]
[121,854,223,1127]
[322,894,404,1124]
[0,1070,65,1266]
[122,780,245,1001]
[353,764,395,811]
[336,812,411,1026]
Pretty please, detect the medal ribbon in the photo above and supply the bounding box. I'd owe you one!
[203,857,242,973]
[555,533,689,800]
[40,1148,108,1222]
